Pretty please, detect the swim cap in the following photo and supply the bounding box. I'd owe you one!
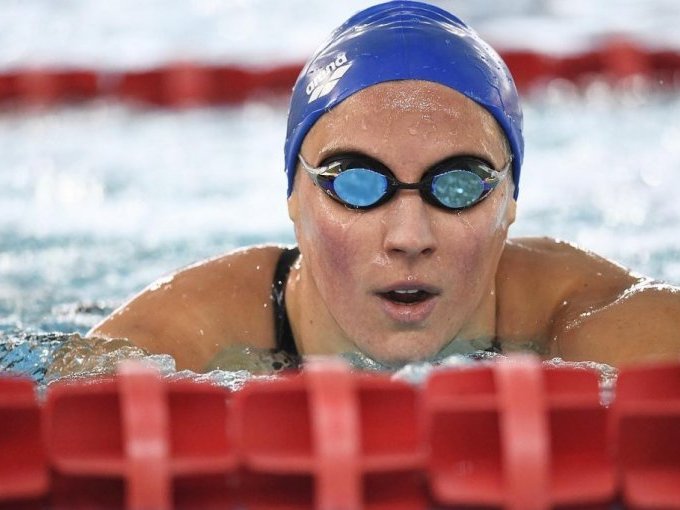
[284,0,524,199]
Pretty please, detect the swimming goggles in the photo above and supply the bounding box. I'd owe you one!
[298,153,510,211]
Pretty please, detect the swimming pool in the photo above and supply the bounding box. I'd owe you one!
[0,0,680,506]
[1,86,678,384]
[1,0,680,384]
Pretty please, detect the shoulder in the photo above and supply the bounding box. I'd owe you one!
[500,236,637,289]
[498,237,680,365]
[174,244,288,291]
[89,244,293,370]
[496,237,638,350]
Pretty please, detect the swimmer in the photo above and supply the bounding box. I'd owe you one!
[89,1,680,371]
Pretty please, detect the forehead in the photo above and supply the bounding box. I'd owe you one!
[341,80,484,114]
[301,80,506,165]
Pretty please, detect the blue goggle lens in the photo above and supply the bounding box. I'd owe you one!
[431,170,485,209]
[333,168,388,207]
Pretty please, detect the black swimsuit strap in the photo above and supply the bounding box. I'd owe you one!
[271,246,300,356]
[487,337,503,354]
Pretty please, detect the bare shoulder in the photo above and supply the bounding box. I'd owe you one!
[496,237,637,350]
[500,236,637,290]
[498,237,680,366]
[89,244,291,371]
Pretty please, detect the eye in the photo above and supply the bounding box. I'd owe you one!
[333,168,388,207]
[431,170,485,208]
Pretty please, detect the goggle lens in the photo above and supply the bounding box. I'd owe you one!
[431,170,485,209]
[333,168,388,207]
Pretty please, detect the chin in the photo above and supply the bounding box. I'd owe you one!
[356,331,448,368]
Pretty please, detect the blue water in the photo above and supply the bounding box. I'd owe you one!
[1,89,677,387]
[1,1,679,387]
[2,0,679,69]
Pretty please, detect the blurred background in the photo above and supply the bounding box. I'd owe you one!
[1,0,679,338]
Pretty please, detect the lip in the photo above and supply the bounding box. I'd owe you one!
[375,282,442,295]
[373,281,441,324]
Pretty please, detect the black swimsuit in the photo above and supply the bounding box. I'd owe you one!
[271,246,300,356]
[270,246,503,357]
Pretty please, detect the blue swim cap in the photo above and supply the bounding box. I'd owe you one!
[284,0,524,199]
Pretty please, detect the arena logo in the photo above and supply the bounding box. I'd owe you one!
[306,53,352,103]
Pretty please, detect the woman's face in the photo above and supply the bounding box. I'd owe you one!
[288,80,516,365]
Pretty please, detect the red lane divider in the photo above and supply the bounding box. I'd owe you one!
[613,363,680,509]
[0,69,99,106]
[235,357,426,509]
[0,376,48,503]
[306,360,362,509]
[545,365,615,505]
[115,64,300,107]
[1,41,679,109]
[44,362,236,509]
[3,356,680,508]
[496,357,551,510]
[423,356,614,509]
[0,64,301,108]
[118,362,171,510]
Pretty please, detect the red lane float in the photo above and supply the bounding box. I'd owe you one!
[0,376,48,503]
[0,64,301,108]
[235,357,425,509]
[1,41,679,108]
[115,64,303,107]
[45,362,236,510]
[613,363,680,509]
[2,356,680,508]
[0,69,99,107]
[424,356,614,509]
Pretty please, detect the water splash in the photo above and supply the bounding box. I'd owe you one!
[392,352,617,405]
[0,331,65,382]
[545,356,618,405]
[44,334,176,385]
[204,344,300,374]
[0,329,619,403]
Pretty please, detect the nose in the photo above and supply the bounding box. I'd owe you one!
[382,191,438,258]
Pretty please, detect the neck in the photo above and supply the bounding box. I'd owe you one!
[457,284,498,341]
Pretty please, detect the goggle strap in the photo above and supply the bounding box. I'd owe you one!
[300,155,347,178]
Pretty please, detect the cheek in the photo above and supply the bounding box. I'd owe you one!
[442,191,512,285]
[294,184,369,292]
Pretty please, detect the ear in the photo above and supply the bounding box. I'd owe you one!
[501,176,517,228]
[287,188,299,222]
[505,197,517,226]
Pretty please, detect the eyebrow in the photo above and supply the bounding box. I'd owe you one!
[316,147,500,170]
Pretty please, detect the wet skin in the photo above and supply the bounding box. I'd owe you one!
[89,81,680,371]
[285,81,515,365]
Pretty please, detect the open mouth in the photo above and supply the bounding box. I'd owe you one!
[375,284,441,323]
[380,289,436,305]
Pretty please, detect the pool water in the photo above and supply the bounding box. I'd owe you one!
[1,1,679,389]
[1,87,677,390]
